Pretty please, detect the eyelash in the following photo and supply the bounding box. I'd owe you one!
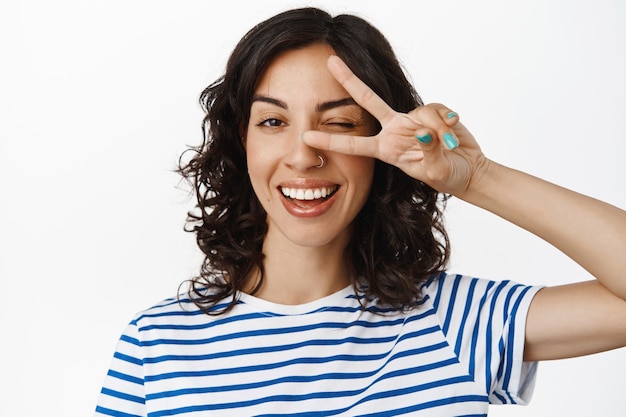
[329,122,356,129]
[255,118,359,130]
[257,117,285,128]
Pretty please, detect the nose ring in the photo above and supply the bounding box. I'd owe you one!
[315,155,325,168]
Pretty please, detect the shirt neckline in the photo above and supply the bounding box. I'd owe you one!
[237,285,355,316]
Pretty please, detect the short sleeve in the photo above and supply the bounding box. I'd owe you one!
[95,317,147,417]
[423,273,542,405]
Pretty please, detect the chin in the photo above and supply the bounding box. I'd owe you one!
[288,234,339,248]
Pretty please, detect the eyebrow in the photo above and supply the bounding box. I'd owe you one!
[316,97,358,112]
[251,95,288,109]
[251,95,359,112]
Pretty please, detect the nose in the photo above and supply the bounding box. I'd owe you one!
[283,131,324,171]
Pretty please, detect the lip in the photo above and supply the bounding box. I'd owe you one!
[277,179,339,218]
[278,178,337,188]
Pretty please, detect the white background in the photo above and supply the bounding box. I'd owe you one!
[1,0,625,416]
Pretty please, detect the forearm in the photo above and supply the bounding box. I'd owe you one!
[460,159,626,299]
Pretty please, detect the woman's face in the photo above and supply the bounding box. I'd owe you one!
[245,43,377,249]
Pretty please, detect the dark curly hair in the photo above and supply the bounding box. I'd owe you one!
[179,7,450,314]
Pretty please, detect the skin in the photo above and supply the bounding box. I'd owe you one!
[302,52,626,361]
[244,44,378,305]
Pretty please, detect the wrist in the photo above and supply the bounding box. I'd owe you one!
[456,156,498,204]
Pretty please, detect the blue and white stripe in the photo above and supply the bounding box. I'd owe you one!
[95,272,541,416]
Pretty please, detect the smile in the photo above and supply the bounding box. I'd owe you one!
[280,185,338,201]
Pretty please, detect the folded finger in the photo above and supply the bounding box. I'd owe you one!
[428,103,460,126]
[414,127,450,181]
[409,105,459,150]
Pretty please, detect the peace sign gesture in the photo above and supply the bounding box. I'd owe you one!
[302,55,489,198]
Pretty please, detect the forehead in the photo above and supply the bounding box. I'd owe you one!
[254,43,347,99]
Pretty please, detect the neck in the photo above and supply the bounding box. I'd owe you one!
[247,232,353,305]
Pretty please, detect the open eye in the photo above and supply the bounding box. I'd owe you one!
[258,117,285,128]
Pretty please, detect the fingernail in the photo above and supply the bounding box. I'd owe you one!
[447,111,458,119]
[443,132,458,150]
[416,133,432,144]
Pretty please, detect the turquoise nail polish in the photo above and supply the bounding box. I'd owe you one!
[443,132,458,150]
[416,133,432,144]
[446,111,458,119]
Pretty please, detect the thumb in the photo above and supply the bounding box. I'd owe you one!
[415,128,444,157]
[414,128,451,182]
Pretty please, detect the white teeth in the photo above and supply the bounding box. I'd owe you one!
[281,186,337,200]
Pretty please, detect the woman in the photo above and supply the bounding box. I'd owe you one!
[95,7,626,416]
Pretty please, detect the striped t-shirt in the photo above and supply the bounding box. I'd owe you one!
[95,272,541,416]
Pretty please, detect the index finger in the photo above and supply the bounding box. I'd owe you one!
[302,130,379,159]
[327,55,395,124]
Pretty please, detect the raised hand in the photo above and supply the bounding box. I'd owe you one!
[302,55,488,197]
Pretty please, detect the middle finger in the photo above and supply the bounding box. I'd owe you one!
[327,55,396,125]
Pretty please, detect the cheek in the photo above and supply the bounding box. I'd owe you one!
[354,156,375,180]
[343,156,375,196]
[245,142,275,198]
[246,153,264,185]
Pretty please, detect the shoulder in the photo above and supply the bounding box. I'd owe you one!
[421,272,542,319]
[128,289,234,331]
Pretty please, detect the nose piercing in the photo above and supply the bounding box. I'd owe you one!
[315,155,325,168]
